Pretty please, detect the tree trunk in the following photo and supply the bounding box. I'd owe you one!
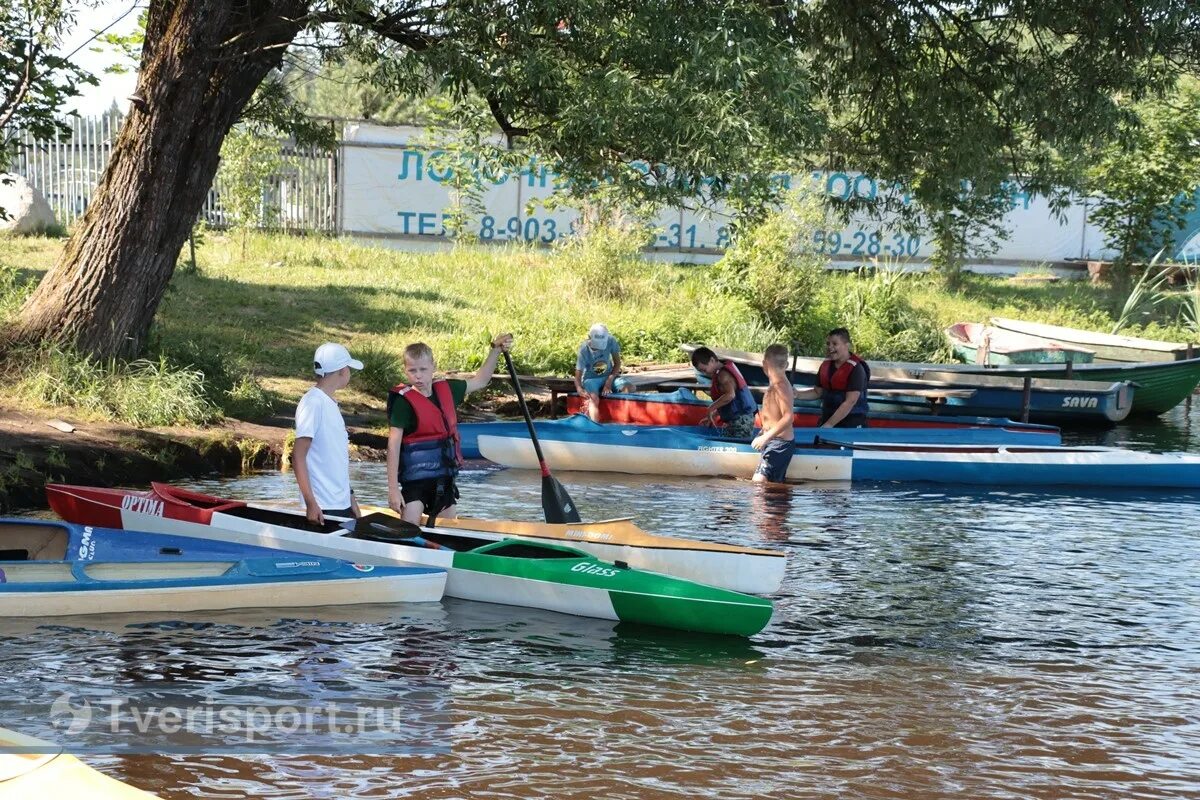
[8,0,308,360]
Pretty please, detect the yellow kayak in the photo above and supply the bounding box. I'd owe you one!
[0,728,156,798]
[359,507,786,594]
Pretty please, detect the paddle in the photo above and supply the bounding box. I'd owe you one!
[501,350,582,524]
[342,512,444,548]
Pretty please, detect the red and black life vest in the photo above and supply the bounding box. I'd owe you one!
[817,354,871,418]
[714,361,758,421]
[388,380,462,481]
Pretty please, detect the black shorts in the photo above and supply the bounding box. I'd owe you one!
[754,438,794,483]
[401,476,460,514]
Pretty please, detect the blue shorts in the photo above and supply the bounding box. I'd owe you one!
[582,375,631,395]
[755,438,794,483]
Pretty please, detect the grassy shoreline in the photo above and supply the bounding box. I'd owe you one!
[2,231,1197,428]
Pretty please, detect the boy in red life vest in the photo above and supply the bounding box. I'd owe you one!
[794,327,870,428]
[690,345,759,438]
[386,334,513,524]
[751,344,796,483]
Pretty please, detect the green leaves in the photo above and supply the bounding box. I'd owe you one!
[1085,75,1200,268]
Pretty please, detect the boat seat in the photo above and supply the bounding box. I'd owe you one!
[0,524,69,561]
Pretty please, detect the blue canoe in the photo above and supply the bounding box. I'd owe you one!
[0,519,446,616]
[460,413,1061,459]
[477,424,1200,489]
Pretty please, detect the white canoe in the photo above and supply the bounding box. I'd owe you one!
[477,433,853,482]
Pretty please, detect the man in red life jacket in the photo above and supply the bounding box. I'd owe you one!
[794,328,871,428]
[690,345,759,438]
[386,334,513,524]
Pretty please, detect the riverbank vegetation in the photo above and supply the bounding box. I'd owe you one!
[2,230,1198,428]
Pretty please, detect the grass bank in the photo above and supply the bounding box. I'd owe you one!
[2,232,1197,428]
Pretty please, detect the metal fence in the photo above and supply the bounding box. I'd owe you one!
[6,115,338,233]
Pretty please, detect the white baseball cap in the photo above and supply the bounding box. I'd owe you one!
[313,342,364,376]
[588,323,610,349]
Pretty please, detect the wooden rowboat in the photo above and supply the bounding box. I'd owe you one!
[945,322,1095,365]
[990,317,1196,363]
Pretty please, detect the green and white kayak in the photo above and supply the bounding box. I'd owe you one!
[348,519,773,637]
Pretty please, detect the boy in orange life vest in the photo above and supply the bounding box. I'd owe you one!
[794,327,870,428]
[386,334,513,524]
[690,345,758,438]
[751,344,796,483]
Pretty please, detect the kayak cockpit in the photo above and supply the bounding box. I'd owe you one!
[0,522,70,561]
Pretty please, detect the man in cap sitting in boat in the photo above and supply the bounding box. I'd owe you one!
[690,345,759,439]
[573,323,632,422]
[294,342,364,525]
[794,327,870,428]
[387,334,514,525]
[752,344,797,483]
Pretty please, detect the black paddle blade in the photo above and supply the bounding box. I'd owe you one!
[542,475,582,523]
[350,512,425,538]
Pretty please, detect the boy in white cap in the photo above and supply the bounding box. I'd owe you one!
[573,322,631,422]
[294,342,363,525]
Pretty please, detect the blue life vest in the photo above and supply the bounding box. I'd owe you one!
[715,361,758,421]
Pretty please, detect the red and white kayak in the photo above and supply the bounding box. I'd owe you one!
[45,483,786,595]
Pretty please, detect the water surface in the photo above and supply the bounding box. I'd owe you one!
[3,402,1199,798]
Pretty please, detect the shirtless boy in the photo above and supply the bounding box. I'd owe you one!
[751,343,795,484]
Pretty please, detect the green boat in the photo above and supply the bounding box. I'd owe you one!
[947,358,1200,416]
[349,518,774,637]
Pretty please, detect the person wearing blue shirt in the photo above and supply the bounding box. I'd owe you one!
[574,323,631,422]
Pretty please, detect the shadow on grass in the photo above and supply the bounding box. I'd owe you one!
[947,274,1117,318]
[153,271,469,380]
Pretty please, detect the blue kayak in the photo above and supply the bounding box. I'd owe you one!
[460,413,1062,459]
[0,519,446,616]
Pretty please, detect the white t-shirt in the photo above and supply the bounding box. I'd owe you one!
[294,387,352,510]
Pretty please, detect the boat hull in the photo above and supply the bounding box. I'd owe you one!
[553,391,1065,435]
[0,519,445,616]
[990,317,1194,363]
[684,344,1144,422]
[0,728,157,798]
[477,431,1200,489]
[359,505,786,596]
[45,486,774,635]
[461,411,1062,460]
[945,322,1095,365]
[47,482,785,595]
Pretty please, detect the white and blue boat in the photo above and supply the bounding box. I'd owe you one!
[0,519,446,616]
[478,423,1200,489]
[459,412,1061,459]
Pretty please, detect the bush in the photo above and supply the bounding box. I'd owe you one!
[822,268,946,361]
[13,347,220,427]
[713,190,828,338]
[556,206,652,300]
[352,343,406,397]
[152,339,275,421]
